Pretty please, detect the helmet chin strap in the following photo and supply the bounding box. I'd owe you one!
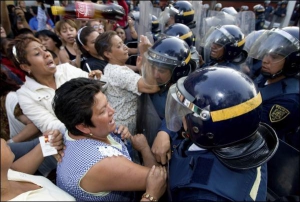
[261,69,283,79]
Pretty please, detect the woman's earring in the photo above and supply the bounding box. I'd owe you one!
[90,133,93,136]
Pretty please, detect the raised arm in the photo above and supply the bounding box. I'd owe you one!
[1,1,11,36]
[137,77,160,94]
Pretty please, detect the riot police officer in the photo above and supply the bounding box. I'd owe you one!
[248,26,300,150]
[214,3,222,11]
[165,67,278,201]
[202,24,247,71]
[137,36,193,151]
[253,4,266,30]
[240,29,267,79]
[160,0,196,30]
[162,23,200,71]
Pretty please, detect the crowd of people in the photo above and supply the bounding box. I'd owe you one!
[1,0,299,201]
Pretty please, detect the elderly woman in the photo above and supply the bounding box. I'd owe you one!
[0,131,75,201]
[8,35,102,134]
[52,77,166,201]
[95,31,159,137]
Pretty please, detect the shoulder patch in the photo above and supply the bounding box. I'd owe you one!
[269,104,290,123]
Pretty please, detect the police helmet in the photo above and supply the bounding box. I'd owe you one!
[241,5,249,11]
[253,4,265,14]
[281,1,287,5]
[214,3,222,10]
[163,23,195,47]
[221,7,238,16]
[142,36,192,86]
[166,67,278,169]
[249,26,300,77]
[151,15,161,34]
[172,1,195,25]
[204,25,246,61]
[265,0,271,5]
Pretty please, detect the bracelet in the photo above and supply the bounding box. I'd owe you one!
[142,193,157,202]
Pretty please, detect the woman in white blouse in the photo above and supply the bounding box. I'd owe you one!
[8,35,101,134]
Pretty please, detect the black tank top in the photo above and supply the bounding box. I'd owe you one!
[64,46,76,61]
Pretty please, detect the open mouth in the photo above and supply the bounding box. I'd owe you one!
[46,60,56,68]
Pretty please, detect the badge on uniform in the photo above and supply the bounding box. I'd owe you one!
[269,104,290,123]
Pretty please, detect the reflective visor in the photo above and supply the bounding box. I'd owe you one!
[248,29,300,62]
[141,49,191,86]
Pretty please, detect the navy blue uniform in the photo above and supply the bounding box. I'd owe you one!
[169,139,268,201]
[256,76,300,150]
[255,13,265,31]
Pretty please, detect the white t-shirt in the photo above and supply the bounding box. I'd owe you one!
[8,169,75,201]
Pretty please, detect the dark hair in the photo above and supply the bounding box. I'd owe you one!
[0,65,22,97]
[36,0,45,10]
[0,38,13,56]
[14,28,34,38]
[76,26,97,58]
[35,29,62,49]
[52,78,103,136]
[7,5,15,14]
[30,6,38,15]
[95,31,117,61]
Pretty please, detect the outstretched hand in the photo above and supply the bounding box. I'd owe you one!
[138,35,152,56]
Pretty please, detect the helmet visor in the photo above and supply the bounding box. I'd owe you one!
[249,29,300,64]
[165,84,194,132]
[204,26,237,50]
[141,51,175,86]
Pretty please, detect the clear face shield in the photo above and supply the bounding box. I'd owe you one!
[166,79,212,132]
[141,51,176,86]
[158,4,179,31]
[249,29,300,64]
[203,27,234,60]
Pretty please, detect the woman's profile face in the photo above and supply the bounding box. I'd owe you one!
[261,53,285,75]
[106,35,129,64]
[23,41,57,76]
[38,35,57,52]
[89,92,116,138]
[83,31,99,57]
